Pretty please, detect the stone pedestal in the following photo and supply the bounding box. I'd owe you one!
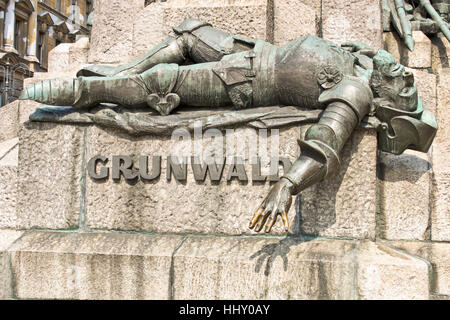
[432,68,450,241]
[6,231,431,300]
[299,129,378,239]
[9,121,379,238]
[0,117,436,300]
[0,230,23,299]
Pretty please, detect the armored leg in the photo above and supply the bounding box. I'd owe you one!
[20,74,151,110]
[21,60,233,114]
[77,19,255,77]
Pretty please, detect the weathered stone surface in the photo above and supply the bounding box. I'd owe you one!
[133,0,275,57]
[384,31,433,69]
[132,1,166,57]
[0,101,20,143]
[163,0,273,41]
[0,166,17,229]
[356,241,430,300]
[0,139,18,229]
[299,129,378,239]
[384,32,402,62]
[402,31,432,68]
[16,122,84,229]
[173,237,430,299]
[17,100,41,126]
[132,0,322,56]
[0,230,23,299]
[84,125,300,235]
[387,241,450,296]
[431,33,450,72]
[89,0,143,64]
[9,231,184,300]
[322,0,383,49]
[0,100,42,143]
[273,0,318,46]
[434,68,450,147]
[432,68,450,241]
[48,37,90,74]
[432,172,450,241]
[378,150,431,240]
[0,137,18,166]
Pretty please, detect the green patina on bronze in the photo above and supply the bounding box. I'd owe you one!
[20,18,438,234]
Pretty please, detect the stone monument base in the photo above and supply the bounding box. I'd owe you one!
[0,115,448,300]
[1,230,431,300]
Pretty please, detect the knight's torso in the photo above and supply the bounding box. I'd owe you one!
[211,34,366,109]
[273,36,358,107]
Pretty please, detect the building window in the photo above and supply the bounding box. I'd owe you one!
[14,17,28,56]
[14,19,19,50]
[37,32,44,62]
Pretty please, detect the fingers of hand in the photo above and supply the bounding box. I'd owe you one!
[264,211,278,233]
[249,206,265,229]
[255,208,271,233]
[281,211,290,232]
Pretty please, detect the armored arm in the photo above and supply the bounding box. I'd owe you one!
[283,78,372,195]
[250,78,373,233]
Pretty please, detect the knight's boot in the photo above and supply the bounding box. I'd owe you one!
[19,76,149,110]
[19,78,80,106]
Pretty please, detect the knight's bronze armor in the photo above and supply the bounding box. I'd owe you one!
[20,19,437,233]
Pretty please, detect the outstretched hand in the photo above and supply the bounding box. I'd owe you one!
[249,178,294,233]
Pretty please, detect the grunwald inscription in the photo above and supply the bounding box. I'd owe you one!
[88,155,292,183]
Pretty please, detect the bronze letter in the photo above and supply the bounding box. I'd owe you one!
[87,155,109,180]
[251,157,266,182]
[227,157,248,182]
[167,156,187,181]
[140,156,161,181]
[112,156,139,181]
[191,156,226,182]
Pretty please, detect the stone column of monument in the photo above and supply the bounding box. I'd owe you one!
[26,0,40,71]
[3,0,17,53]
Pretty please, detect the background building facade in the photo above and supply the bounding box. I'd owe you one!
[0,0,92,107]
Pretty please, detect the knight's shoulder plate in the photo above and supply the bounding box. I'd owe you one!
[173,19,212,34]
[318,77,373,122]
